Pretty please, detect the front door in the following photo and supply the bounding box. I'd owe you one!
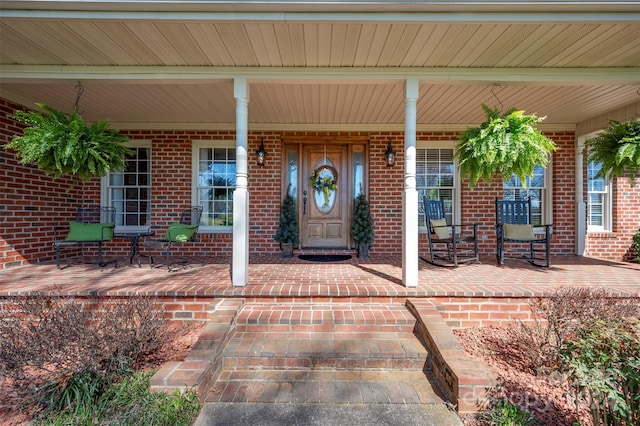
[302,144,349,248]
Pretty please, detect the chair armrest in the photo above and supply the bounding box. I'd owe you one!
[450,223,481,241]
[451,222,481,233]
[452,222,481,229]
[535,223,554,239]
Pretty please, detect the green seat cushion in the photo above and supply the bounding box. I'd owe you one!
[504,224,535,240]
[66,221,115,242]
[164,222,198,242]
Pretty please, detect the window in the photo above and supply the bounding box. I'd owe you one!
[102,142,151,232]
[193,142,236,232]
[503,164,552,226]
[416,144,458,229]
[587,161,611,231]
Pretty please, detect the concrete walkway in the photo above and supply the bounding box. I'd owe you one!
[194,402,461,426]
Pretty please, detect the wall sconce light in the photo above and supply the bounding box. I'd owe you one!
[384,140,396,168]
[256,139,267,166]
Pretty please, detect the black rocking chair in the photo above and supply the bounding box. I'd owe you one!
[495,198,553,267]
[421,198,480,267]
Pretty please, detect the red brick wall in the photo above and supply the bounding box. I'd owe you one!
[549,132,579,256]
[0,97,617,269]
[432,296,534,328]
[585,177,640,262]
[1,99,79,268]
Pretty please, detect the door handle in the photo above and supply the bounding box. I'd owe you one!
[303,191,307,215]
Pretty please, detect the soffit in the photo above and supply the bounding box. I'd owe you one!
[0,4,639,128]
[2,81,637,127]
[1,20,638,68]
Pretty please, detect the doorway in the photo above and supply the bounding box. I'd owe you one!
[302,144,349,248]
[282,139,367,249]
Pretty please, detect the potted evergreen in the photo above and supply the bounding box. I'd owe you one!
[351,191,374,258]
[274,186,299,257]
[455,104,558,188]
[586,117,640,186]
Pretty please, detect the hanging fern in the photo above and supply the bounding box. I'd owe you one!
[586,118,640,186]
[455,104,558,189]
[6,103,131,187]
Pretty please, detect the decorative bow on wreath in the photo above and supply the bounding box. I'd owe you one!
[308,165,338,207]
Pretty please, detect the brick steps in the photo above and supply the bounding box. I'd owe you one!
[235,303,417,332]
[153,299,480,418]
[222,331,428,370]
[205,302,436,405]
[228,303,424,370]
[206,369,444,404]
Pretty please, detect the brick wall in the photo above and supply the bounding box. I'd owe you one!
[1,99,79,268]
[585,177,640,261]
[2,96,632,269]
[432,296,534,328]
[0,295,213,324]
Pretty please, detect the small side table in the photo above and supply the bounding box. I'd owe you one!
[113,230,154,267]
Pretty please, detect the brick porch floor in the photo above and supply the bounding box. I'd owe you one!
[0,254,637,298]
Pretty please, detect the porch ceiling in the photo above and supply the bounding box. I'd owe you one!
[0,1,639,129]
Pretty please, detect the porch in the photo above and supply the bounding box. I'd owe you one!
[0,254,637,309]
[1,254,638,416]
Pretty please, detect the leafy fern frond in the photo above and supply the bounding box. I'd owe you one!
[455,104,558,189]
[6,104,131,190]
[587,118,640,186]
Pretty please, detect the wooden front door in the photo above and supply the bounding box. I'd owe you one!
[302,144,349,248]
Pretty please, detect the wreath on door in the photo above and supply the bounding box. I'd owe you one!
[308,165,338,207]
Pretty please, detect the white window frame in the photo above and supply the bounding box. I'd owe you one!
[587,161,613,232]
[416,141,460,233]
[101,140,152,233]
[502,161,554,232]
[192,140,236,234]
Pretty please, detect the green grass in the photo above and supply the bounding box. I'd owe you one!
[481,400,536,426]
[37,370,199,426]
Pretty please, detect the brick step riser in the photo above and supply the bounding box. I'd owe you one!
[234,323,417,333]
[222,356,427,371]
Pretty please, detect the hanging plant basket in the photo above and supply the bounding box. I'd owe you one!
[586,117,640,186]
[455,104,558,189]
[6,103,131,189]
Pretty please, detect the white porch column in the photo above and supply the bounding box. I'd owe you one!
[575,136,586,256]
[232,77,250,287]
[402,79,419,288]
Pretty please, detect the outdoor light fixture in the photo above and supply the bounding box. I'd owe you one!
[256,139,267,166]
[384,140,396,167]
